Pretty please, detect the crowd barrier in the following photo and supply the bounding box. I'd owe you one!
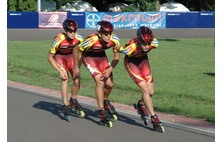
[7,11,215,29]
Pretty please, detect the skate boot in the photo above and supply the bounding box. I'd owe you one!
[98,108,113,128]
[69,98,85,118]
[134,100,149,127]
[151,115,165,133]
[104,99,118,121]
[62,105,70,121]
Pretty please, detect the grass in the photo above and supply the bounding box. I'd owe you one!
[7,38,215,123]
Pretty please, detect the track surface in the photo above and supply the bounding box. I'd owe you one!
[7,28,214,40]
[8,85,214,142]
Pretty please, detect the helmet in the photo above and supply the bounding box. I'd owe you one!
[96,21,113,33]
[63,19,78,32]
[137,26,153,44]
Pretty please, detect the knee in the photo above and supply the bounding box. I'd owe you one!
[142,86,154,96]
[73,79,80,87]
[61,78,69,83]
[105,83,113,90]
[149,90,154,96]
[96,79,105,87]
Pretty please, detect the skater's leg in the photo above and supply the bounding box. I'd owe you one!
[69,75,83,111]
[103,76,117,121]
[94,74,105,110]
[103,76,116,113]
[70,75,80,99]
[138,81,155,116]
[61,75,69,106]
[103,76,113,100]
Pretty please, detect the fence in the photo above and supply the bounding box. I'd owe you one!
[7,11,215,29]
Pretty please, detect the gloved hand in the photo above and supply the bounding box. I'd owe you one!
[150,38,158,49]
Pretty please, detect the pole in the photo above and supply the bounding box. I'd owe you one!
[37,0,41,12]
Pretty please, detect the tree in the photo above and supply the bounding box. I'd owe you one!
[7,0,215,11]
[158,0,215,11]
[8,0,37,11]
[121,0,158,12]
[7,0,17,11]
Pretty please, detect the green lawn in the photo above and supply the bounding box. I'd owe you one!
[7,38,215,123]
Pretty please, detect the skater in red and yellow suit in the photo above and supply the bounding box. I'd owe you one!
[73,21,120,125]
[48,19,85,118]
[116,26,164,132]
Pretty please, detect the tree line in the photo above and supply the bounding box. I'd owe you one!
[7,0,215,12]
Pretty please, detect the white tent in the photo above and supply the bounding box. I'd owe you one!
[60,0,98,12]
[159,2,190,12]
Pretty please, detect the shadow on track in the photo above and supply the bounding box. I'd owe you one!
[32,100,153,131]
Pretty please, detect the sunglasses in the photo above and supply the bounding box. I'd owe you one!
[101,32,112,36]
[141,41,151,46]
[67,29,77,33]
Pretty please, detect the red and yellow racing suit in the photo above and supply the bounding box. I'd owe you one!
[119,38,157,85]
[78,33,120,77]
[49,32,83,75]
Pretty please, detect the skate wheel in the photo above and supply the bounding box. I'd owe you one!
[154,125,165,133]
[160,126,165,133]
[112,114,118,121]
[108,121,113,128]
[79,111,85,118]
[99,121,113,128]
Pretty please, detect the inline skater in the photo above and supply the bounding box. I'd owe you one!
[47,19,85,121]
[115,26,164,132]
[73,20,120,127]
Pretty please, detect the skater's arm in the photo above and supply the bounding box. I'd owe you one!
[102,50,120,78]
[73,46,81,77]
[47,53,68,80]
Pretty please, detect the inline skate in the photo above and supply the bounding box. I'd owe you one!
[62,105,70,121]
[98,109,113,128]
[133,101,149,127]
[151,115,165,133]
[69,98,85,118]
[104,99,118,121]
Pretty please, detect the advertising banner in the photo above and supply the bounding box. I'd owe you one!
[166,12,199,28]
[7,12,39,28]
[198,12,215,28]
[39,12,67,28]
[67,12,86,28]
[85,12,166,29]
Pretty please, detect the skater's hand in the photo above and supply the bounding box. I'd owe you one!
[150,38,158,49]
[102,66,112,78]
[57,64,68,80]
[59,70,68,80]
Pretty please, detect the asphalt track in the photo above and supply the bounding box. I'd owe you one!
[7,28,215,142]
[7,28,214,40]
[8,82,214,142]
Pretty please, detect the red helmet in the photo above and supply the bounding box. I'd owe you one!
[137,26,153,44]
[96,21,113,33]
[63,19,78,32]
